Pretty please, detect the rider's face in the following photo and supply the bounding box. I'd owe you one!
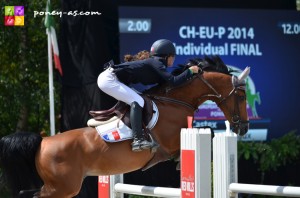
[167,55,175,67]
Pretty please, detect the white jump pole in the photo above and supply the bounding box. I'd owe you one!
[213,121,238,198]
[114,183,181,197]
[229,183,300,197]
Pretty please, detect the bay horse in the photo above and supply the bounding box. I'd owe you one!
[0,56,250,198]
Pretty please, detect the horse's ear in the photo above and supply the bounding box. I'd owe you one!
[238,66,250,82]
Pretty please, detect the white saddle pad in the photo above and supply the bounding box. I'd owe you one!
[95,102,159,142]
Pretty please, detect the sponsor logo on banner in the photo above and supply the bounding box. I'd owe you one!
[181,150,195,198]
[98,176,110,197]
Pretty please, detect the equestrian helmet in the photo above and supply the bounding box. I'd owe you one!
[150,39,176,57]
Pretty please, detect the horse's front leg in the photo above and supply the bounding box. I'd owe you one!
[32,185,60,198]
[18,189,40,198]
[33,183,82,198]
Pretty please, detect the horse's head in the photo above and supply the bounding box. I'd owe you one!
[216,67,250,136]
[181,56,249,136]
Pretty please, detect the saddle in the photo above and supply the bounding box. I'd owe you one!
[89,96,154,128]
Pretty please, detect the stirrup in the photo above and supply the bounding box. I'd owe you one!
[132,144,142,152]
[131,138,152,152]
[131,139,145,152]
[139,139,153,150]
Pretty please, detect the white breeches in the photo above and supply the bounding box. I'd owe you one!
[97,68,145,107]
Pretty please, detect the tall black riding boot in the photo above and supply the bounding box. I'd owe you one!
[130,102,152,152]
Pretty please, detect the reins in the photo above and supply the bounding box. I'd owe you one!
[196,73,239,106]
[147,71,226,111]
[147,71,227,111]
[196,72,223,102]
[149,95,196,110]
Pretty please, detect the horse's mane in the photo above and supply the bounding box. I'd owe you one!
[172,55,232,76]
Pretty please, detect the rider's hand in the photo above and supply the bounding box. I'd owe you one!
[188,66,199,74]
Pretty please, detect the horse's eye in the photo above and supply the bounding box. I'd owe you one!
[239,95,246,101]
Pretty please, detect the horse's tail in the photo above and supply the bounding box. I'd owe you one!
[0,132,43,197]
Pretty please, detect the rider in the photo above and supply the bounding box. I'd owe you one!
[97,39,199,152]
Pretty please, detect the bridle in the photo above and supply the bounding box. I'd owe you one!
[196,72,249,135]
[150,68,249,135]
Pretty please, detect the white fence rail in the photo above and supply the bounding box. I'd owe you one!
[229,183,300,197]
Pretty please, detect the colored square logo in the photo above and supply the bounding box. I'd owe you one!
[14,16,24,26]
[5,6,14,16]
[4,16,15,26]
[14,6,24,16]
[4,6,24,26]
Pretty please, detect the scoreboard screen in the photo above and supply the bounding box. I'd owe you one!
[119,6,300,140]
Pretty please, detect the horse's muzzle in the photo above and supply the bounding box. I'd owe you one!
[232,121,249,136]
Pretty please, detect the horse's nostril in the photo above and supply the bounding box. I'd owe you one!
[240,124,249,136]
[232,123,249,136]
